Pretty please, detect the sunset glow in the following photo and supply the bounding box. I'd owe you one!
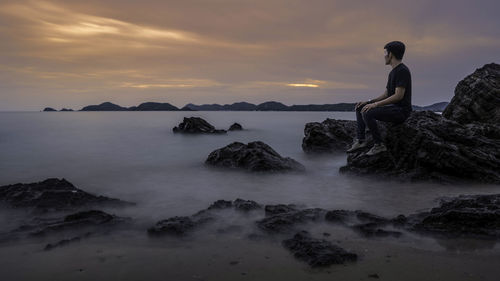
[0,0,498,110]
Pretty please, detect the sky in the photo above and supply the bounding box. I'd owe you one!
[0,0,499,111]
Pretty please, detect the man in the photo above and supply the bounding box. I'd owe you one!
[347,41,412,156]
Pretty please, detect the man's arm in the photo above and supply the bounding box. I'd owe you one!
[355,90,388,110]
[361,87,405,112]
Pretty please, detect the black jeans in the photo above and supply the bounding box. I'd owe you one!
[356,104,409,143]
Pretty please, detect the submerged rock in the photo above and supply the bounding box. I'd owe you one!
[0,178,133,212]
[403,193,500,239]
[282,231,357,267]
[7,210,128,239]
[256,208,326,233]
[147,215,214,236]
[228,123,243,131]
[172,117,227,134]
[442,63,500,125]
[205,141,305,172]
[233,198,262,212]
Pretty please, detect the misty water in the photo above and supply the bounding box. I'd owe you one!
[1,111,499,281]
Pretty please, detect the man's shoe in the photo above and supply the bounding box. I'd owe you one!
[346,139,367,153]
[366,143,387,156]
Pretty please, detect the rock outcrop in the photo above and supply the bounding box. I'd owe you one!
[206,141,305,172]
[282,231,358,267]
[302,119,358,153]
[172,117,227,134]
[228,122,243,131]
[0,178,133,212]
[443,63,500,124]
[43,107,56,112]
[302,63,500,183]
[338,110,500,183]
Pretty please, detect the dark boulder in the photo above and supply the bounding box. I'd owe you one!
[60,108,73,112]
[6,210,128,240]
[256,208,326,233]
[0,178,133,212]
[264,204,298,216]
[403,193,500,239]
[43,107,56,112]
[228,122,243,131]
[443,63,500,124]
[233,198,262,212]
[339,110,500,183]
[302,119,358,153]
[147,215,214,236]
[282,231,357,267]
[205,141,305,172]
[207,199,233,210]
[172,117,227,134]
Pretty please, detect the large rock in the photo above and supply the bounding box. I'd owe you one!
[339,110,500,183]
[205,141,305,172]
[402,193,500,239]
[282,231,357,267]
[302,119,357,153]
[172,117,227,134]
[0,178,133,212]
[443,63,500,124]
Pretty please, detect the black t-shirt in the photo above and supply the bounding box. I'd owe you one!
[386,63,412,112]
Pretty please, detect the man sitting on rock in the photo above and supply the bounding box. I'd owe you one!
[347,41,412,155]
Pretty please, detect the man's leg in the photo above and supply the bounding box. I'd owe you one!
[362,105,407,144]
[355,106,366,141]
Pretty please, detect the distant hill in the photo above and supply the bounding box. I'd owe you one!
[45,101,449,112]
[129,102,178,111]
[81,102,128,111]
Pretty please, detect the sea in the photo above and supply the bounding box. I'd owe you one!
[0,111,499,281]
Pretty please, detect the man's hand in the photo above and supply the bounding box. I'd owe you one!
[361,102,379,113]
[355,101,369,110]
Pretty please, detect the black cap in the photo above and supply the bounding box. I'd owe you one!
[384,41,405,60]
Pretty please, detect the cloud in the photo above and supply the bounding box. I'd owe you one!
[0,0,499,110]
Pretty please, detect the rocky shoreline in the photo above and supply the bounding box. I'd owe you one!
[2,178,499,268]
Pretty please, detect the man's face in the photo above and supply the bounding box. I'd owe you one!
[384,49,391,65]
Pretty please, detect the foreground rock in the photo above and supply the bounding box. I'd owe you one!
[256,207,326,233]
[402,193,500,239]
[0,178,133,212]
[206,141,305,172]
[339,110,500,183]
[173,117,227,134]
[19,210,128,236]
[148,198,261,236]
[443,63,500,125]
[0,210,129,245]
[282,231,357,267]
